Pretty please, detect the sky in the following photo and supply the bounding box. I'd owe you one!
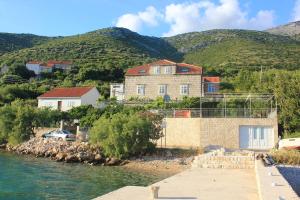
[0,0,299,37]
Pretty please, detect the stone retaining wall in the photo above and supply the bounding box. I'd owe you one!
[192,149,255,169]
[159,117,278,149]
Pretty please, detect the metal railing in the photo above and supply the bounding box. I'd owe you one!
[156,108,276,119]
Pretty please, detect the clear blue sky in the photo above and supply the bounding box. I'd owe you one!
[0,0,298,37]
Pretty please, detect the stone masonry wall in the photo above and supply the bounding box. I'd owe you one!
[124,75,202,100]
[160,117,278,149]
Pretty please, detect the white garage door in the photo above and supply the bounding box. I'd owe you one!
[239,126,274,149]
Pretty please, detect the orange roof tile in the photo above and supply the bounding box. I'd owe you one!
[38,87,94,98]
[203,76,220,83]
[126,59,202,76]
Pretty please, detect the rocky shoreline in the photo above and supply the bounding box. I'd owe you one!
[0,137,122,166]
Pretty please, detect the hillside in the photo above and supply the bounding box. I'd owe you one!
[266,21,300,36]
[0,33,51,55]
[165,29,300,70]
[0,28,300,75]
[0,28,180,69]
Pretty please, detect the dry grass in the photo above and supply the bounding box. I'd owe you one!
[270,149,300,165]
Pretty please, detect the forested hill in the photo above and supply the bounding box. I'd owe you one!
[1,27,300,73]
[0,33,51,55]
[0,28,181,69]
[165,29,300,71]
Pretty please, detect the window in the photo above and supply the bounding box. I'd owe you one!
[180,84,189,95]
[207,83,217,93]
[181,67,189,72]
[137,85,145,95]
[158,84,167,95]
[153,66,160,74]
[139,69,146,74]
[164,66,172,74]
[67,101,75,107]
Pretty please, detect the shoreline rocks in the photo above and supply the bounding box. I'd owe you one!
[3,137,121,166]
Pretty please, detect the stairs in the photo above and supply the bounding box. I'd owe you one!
[192,148,255,169]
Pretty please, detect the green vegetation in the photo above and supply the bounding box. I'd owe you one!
[0,100,62,145]
[0,33,51,55]
[166,29,300,71]
[89,111,162,159]
[270,149,300,165]
[0,26,299,145]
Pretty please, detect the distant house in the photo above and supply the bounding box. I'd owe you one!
[110,83,124,101]
[38,87,100,111]
[47,60,73,71]
[203,77,220,94]
[0,65,9,75]
[26,60,72,75]
[122,59,220,100]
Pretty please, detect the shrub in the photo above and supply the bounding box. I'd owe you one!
[0,100,63,145]
[270,149,300,165]
[89,111,162,159]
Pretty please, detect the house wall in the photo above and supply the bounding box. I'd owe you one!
[110,83,124,101]
[81,87,100,107]
[124,74,202,100]
[26,63,42,75]
[38,98,82,111]
[159,117,278,149]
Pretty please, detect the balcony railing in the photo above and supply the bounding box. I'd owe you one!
[156,108,276,119]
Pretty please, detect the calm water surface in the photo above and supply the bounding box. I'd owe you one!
[0,151,160,200]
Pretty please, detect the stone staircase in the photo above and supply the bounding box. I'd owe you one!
[192,148,255,169]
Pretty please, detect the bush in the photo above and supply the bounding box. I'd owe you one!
[89,111,162,159]
[0,100,63,145]
[270,149,300,165]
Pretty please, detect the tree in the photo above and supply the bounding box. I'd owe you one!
[89,111,162,158]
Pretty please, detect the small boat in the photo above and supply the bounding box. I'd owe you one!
[278,138,300,150]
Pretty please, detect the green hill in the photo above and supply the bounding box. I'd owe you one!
[0,33,51,55]
[0,28,300,74]
[0,28,180,69]
[165,29,300,70]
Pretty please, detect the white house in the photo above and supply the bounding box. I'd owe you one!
[26,60,72,75]
[110,83,124,101]
[26,61,51,75]
[38,87,100,111]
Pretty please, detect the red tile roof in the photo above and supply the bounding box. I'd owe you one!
[126,59,202,76]
[27,61,43,64]
[47,60,73,65]
[38,87,94,98]
[203,76,220,83]
[27,60,72,68]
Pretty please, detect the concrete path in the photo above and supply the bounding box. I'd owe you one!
[95,168,259,200]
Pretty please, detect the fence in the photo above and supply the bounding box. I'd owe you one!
[156,108,276,118]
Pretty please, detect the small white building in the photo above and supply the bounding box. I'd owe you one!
[110,83,124,101]
[38,87,100,111]
[26,61,53,75]
[26,60,72,75]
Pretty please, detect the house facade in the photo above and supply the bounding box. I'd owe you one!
[124,59,220,100]
[26,60,72,75]
[37,87,100,111]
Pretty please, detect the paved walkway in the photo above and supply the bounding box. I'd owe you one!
[95,168,258,200]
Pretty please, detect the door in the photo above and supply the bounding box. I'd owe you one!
[239,126,274,149]
[57,101,62,111]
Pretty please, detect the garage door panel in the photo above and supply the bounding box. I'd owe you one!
[239,126,274,149]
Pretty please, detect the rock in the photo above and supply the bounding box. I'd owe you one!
[0,144,6,149]
[65,154,78,163]
[94,154,103,163]
[55,152,67,162]
[106,157,121,166]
